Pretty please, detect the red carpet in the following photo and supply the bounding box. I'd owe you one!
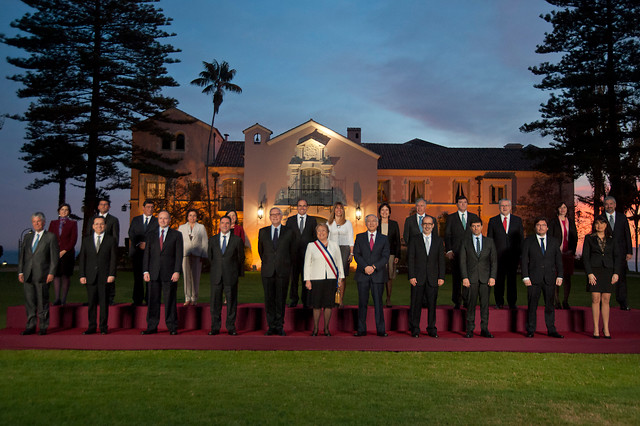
[2,304,639,353]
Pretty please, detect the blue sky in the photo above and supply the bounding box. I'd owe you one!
[0,0,558,252]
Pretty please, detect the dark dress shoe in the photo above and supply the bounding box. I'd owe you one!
[548,331,564,338]
[82,329,96,335]
[324,331,331,337]
[265,329,275,336]
[20,329,35,335]
[562,301,570,310]
[100,330,108,335]
[277,329,286,336]
[170,330,178,335]
[208,330,220,335]
[555,302,562,310]
[377,332,388,337]
[495,304,503,310]
[411,332,419,338]
[311,330,318,336]
[354,331,366,337]
[288,301,298,308]
[228,330,238,336]
[38,330,47,335]
[141,329,157,335]
[526,332,534,338]
[508,305,517,310]
[453,303,461,310]
[464,331,474,338]
[481,331,494,338]
[428,332,439,338]
[620,305,631,311]
[603,335,612,339]
[53,300,62,306]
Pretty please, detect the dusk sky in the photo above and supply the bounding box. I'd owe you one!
[0,0,572,254]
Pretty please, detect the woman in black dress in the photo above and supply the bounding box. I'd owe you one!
[378,203,400,307]
[582,215,621,338]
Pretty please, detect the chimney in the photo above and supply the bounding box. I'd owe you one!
[224,133,229,141]
[347,127,361,144]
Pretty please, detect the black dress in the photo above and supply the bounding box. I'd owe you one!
[582,234,620,294]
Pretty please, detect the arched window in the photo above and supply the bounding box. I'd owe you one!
[175,133,185,151]
[221,178,243,211]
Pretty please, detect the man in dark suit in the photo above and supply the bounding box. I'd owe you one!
[285,198,317,308]
[604,196,633,310]
[445,195,480,309]
[407,215,445,338]
[258,207,296,336]
[142,210,183,335]
[92,198,120,305]
[208,215,245,336]
[78,216,117,335]
[521,217,564,338]
[403,198,438,248]
[460,217,497,338]
[128,199,158,306]
[18,212,59,335]
[487,198,524,309]
[354,214,390,337]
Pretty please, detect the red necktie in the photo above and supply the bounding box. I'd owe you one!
[502,216,507,232]
[369,233,374,251]
[160,229,164,250]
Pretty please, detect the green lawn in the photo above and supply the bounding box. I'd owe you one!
[1,268,638,329]
[0,350,638,425]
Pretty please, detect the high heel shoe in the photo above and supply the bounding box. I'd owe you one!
[592,334,600,339]
[602,329,611,339]
[311,329,318,336]
[324,329,331,337]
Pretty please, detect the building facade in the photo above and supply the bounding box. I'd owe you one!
[130,108,573,269]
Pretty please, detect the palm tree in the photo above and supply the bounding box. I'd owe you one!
[191,60,242,227]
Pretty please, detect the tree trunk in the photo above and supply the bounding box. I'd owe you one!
[58,177,66,207]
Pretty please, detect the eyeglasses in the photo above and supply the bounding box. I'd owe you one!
[422,222,434,227]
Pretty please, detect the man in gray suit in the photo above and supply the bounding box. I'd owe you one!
[18,212,59,335]
[460,217,497,338]
[208,215,245,335]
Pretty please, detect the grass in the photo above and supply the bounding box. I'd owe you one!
[0,350,638,425]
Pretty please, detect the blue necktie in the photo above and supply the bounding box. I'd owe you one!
[540,238,545,255]
[32,233,40,253]
[222,235,227,254]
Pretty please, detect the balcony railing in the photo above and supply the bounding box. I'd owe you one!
[285,188,336,206]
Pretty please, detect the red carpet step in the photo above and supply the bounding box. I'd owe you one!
[5,303,640,334]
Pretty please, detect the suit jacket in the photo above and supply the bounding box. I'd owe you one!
[128,215,159,256]
[354,231,390,283]
[521,234,563,285]
[78,234,117,284]
[377,220,401,257]
[403,213,438,247]
[208,233,244,286]
[90,213,120,243]
[407,233,445,287]
[178,222,208,257]
[486,214,524,259]
[285,214,318,260]
[459,235,497,284]
[445,211,480,254]
[48,218,78,252]
[18,231,59,283]
[258,225,296,278]
[143,228,183,282]
[582,234,622,275]
[548,216,578,253]
[609,211,633,257]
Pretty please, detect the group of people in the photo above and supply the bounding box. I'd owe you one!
[17,194,632,339]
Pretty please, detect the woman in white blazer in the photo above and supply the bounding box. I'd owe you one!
[178,209,208,305]
[304,223,345,336]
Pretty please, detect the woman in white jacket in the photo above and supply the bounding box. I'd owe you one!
[178,209,208,305]
[304,223,344,336]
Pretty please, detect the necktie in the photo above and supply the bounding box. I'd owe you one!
[369,233,374,251]
[418,215,423,228]
[273,227,278,249]
[476,237,481,256]
[540,238,545,255]
[299,216,304,234]
[32,233,40,253]
[160,229,164,250]
[425,236,430,255]
[96,235,102,252]
[609,214,615,231]
[144,217,149,230]
[462,213,466,230]
[503,216,508,232]
[222,235,227,254]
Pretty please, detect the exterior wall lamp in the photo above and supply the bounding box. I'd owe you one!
[355,204,362,221]
[257,202,264,220]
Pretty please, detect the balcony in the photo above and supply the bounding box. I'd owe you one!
[284,188,337,207]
